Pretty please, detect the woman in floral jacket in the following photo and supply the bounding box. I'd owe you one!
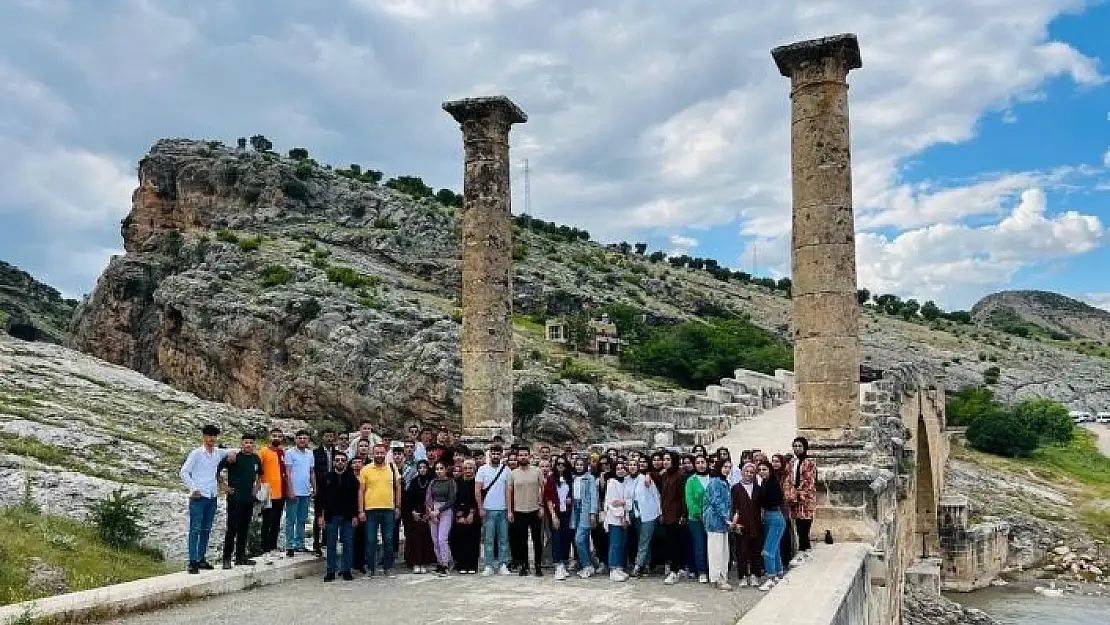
[789,436,818,564]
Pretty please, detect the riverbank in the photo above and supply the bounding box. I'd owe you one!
[948,582,1109,625]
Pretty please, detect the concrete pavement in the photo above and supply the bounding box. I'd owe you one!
[104,570,763,625]
[714,401,798,461]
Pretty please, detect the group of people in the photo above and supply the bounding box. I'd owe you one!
[179,420,818,592]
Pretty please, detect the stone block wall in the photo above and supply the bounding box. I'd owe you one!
[940,521,1010,592]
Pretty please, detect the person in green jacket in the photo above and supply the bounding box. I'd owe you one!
[684,455,711,582]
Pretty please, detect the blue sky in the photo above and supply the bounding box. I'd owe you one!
[0,0,1107,311]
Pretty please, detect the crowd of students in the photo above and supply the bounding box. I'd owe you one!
[179,421,818,592]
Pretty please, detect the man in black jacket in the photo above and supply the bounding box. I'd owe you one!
[316,450,360,581]
[311,426,338,557]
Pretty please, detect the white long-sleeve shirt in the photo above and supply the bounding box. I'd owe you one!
[180,446,229,498]
[625,473,662,523]
[604,478,628,528]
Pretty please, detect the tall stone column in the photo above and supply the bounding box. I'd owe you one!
[443,96,527,435]
[772,34,863,439]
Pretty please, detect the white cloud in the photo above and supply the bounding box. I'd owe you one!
[857,189,1105,306]
[0,0,1106,304]
[667,234,699,256]
[1083,292,1110,312]
[0,144,133,227]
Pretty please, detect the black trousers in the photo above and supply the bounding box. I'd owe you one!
[510,511,543,569]
[222,499,254,561]
[656,522,685,571]
[450,519,481,571]
[780,518,795,566]
[352,520,368,570]
[591,525,608,568]
[796,518,813,552]
[261,498,285,552]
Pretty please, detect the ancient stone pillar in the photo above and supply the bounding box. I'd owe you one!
[772,34,862,438]
[442,96,527,434]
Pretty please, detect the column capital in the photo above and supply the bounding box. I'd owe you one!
[442,95,528,126]
[771,33,862,78]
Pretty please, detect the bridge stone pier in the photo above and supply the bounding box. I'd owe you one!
[741,34,951,625]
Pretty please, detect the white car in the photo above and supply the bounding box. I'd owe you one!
[1096,413,1110,424]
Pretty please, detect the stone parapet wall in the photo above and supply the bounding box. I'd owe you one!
[940,520,1011,592]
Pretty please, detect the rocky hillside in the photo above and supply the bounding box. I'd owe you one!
[0,260,78,344]
[972,290,1110,344]
[0,333,305,560]
[67,139,1110,438]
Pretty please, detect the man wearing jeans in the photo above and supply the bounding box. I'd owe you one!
[315,450,360,581]
[283,430,316,558]
[180,424,234,574]
[358,443,401,577]
[475,444,511,576]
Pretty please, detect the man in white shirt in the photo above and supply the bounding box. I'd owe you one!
[346,419,383,459]
[475,444,511,576]
[180,424,235,574]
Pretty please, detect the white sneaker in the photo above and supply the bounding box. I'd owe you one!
[737,576,749,587]
[790,555,805,568]
[610,569,629,582]
[577,566,594,579]
[554,564,568,581]
[717,580,733,591]
[698,574,709,584]
[749,575,759,587]
[481,566,494,577]
[663,571,678,585]
[758,578,776,592]
[498,564,512,576]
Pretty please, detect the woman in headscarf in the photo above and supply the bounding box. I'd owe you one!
[450,459,481,574]
[425,460,457,576]
[704,458,734,590]
[657,450,687,585]
[592,456,612,574]
[402,460,437,573]
[570,456,599,578]
[789,436,817,565]
[603,460,631,582]
[683,454,712,583]
[771,453,797,570]
[544,455,575,580]
[756,460,786,591]
[730,462,763,587]
[716,447,742,486]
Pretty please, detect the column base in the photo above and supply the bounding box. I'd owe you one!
[458,420,514,449]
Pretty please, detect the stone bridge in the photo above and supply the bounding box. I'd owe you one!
[0,32,954,625]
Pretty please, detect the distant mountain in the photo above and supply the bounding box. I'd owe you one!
[0,260,78,343]
[971,290,1110,344]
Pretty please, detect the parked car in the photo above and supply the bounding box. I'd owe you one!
[1096,412,1110,424]
[1070,411,1094,424]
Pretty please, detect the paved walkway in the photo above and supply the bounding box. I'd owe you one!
[714,401,797,460]
[105,572,763,625]
[1082,423,1110,457]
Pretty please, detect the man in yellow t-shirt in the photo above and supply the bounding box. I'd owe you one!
[358,443,401,576]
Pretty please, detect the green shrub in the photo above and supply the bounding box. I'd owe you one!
[260,265,293,288]
[511,244,528,261]
[967,410,1038,457]
[946,387,999,427]
[281,178,309,200]
[1014,399,1073,445]
[513,382,547,440]
[242,186,263,204]
[215,229,239,244]
[326,266,379,289]
[18,475,39,515]
[372,216,398,229]
[88,488,146,549]
[358,295,385,310]
[314,247,331,259]
[559,357,598,384]
[623,317,792,389]
[298,241,317,253]
[983,366,1001,385]
[238,236,262,252]
[293,161,314,180]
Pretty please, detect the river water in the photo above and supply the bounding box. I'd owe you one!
[948,585,1109,625]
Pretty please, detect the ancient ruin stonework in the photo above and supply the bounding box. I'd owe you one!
[772,34,863,439]
[443,96,527,432]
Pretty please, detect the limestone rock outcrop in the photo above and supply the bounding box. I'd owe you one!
[0,260,78,343]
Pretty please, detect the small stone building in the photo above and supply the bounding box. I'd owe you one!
[545,313,627,358]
